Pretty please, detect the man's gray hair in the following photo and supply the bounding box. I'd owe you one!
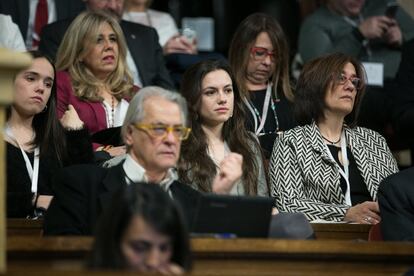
[121,86,188,143]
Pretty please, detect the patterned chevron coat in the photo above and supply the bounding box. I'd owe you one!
[269,122,398,221]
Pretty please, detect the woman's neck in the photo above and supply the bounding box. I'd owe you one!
[202,123,224,144]
[7,109,35,149]
[317,113,344,144]
[246,80,267,91]
[8,108,34,130]
[124,2,147,12]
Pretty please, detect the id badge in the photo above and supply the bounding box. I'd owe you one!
[362,62,384,87]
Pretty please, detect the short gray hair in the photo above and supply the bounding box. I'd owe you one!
[121,86,188,143]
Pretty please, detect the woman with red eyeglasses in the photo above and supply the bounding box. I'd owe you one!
[228,13,297,159]
[269,52,398,223]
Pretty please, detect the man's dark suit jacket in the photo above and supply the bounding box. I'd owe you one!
[378,167,414,241]
[44,163,200,235]
[0,0,85,40]
[39,18,174,89]
[392,38,414,144]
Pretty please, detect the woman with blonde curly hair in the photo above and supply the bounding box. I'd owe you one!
[56,10,135,157]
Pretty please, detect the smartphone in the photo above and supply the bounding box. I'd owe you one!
[181,28,196,42]
[385,3,398,18]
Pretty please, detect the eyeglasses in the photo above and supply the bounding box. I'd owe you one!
[250,47,275,62]
[134,124,191,140]
[337,73,362,90]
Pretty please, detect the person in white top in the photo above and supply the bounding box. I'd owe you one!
[0,14,26,51]
[123,0,197,55]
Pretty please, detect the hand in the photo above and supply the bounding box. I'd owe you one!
[59,104,84,130]
[155,262,185,275]
[358,16,394,40]
[102,145,126,157]
[35,195,53,210]
[163,35,197,55]
[383,23,402,46]
[272,207,279,216]
[344,201,381,224]
[212,153,243,194]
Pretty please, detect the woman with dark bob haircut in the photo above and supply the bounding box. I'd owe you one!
[89,183,191,274]
[269,52,398,223]
[178,59,268,196]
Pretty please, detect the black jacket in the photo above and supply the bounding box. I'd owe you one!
[44,163,200,235]
[378,167,414,241]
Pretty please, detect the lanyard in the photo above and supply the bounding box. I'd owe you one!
[244,84,277,135]
[323,130,351,206]
[5,125,40,194]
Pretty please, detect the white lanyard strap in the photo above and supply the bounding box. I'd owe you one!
[244,84,272,135]
[5,125,40,194]
[324,130,351,206]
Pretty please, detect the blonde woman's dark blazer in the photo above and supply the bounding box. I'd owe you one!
[269,122,398,222]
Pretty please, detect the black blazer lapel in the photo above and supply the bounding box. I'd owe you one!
[170,182,201,226]
[120,20,147,85]
[99,163,127,211]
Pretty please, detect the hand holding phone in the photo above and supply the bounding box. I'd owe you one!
[385,3,398,19]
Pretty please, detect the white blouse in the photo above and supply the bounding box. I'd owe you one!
[123,9,179,47]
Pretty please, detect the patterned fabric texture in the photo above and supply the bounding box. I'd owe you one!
[269,122,399,222]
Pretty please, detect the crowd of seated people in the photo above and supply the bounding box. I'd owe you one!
[2,4,414,274]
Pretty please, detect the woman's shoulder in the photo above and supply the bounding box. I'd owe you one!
[278,125,312,140]
[348,126,384,139]
[347,126,387,145]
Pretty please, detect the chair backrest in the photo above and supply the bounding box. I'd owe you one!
[368,223,383,241]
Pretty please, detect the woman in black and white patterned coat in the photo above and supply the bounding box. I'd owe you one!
[269,53,398,224]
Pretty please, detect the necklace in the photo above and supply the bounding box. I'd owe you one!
[103,96,115,128]
[321,134,341,145]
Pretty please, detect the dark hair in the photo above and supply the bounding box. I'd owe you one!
[178,59,260,195]
[228,13,293,102]
[89,183,192,271]
[294,52,366,127]
[9,51,68,165]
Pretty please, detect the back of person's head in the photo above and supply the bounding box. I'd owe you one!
[294,52,366,127]
[56,10,133,101]
[89,182,191,272]
[228,12,292,101]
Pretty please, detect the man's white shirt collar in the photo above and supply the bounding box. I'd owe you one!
[122,154,178,195]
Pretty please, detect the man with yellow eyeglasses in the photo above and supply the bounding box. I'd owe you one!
[44,86,241,235]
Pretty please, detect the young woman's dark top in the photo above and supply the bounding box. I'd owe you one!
[6,128,93,218]
[246,88,296,159]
